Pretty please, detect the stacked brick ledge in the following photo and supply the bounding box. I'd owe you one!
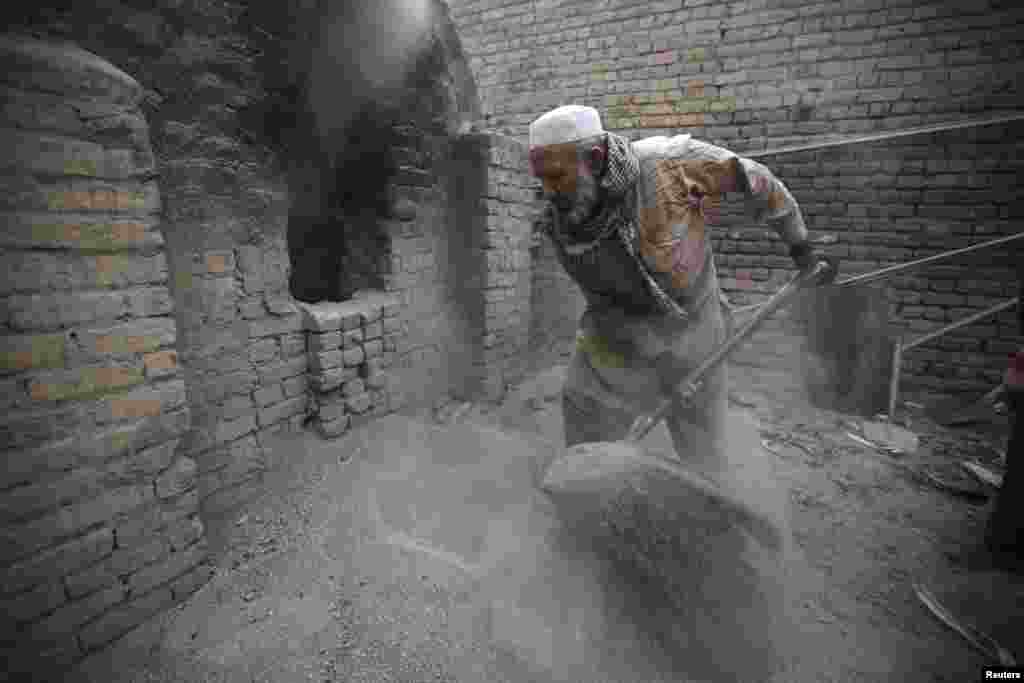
[298,292,402,439]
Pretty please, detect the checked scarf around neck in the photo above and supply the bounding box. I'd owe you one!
[541,132,640,254]
[535,132,710,323]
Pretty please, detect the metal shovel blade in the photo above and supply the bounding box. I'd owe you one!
[539,261,836,554]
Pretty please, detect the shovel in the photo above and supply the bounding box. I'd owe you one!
[540,258,838,550]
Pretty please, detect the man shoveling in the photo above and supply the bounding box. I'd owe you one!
[528,104,829,471]
[528,105,835,682]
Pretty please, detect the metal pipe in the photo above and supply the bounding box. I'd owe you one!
[732,232,1024,315]
[903,297,1020,351]
[834,232,1024,289]
[745,112,1024,160]
[888,337,903,420]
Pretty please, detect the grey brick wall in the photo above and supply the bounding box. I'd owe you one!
[126,20,308,520]
[300,294,401,438]
[477,133,540,396]
[0,35,209,678]
[0,0,490,671]
[447,0,1024,148]
[721,118,1024,396]
[447,0,1024,399]
[375,127,484,410]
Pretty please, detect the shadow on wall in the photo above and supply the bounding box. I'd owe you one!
[284,103,401,303]
[240,0,481,305]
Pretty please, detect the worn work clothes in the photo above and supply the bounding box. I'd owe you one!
[539,132,808,455]
[563,276,730,475]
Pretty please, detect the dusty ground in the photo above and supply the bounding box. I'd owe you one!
[68,361,1024,683]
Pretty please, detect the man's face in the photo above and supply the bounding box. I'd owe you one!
[530,143,600,227]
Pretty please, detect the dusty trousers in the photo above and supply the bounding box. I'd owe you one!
[562,280,730,468]
[559,283,803,683]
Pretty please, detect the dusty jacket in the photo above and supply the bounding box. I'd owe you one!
[537,132,809,322]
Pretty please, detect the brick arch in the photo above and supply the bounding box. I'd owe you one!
[240,0,484,304]
[0,33,207,678]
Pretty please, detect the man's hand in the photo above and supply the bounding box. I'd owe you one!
[789,241,839,284]
[789,241,818,270]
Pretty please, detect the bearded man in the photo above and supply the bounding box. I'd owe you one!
[529,105,831,462]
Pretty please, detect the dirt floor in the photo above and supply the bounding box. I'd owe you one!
[68,361,1024,683]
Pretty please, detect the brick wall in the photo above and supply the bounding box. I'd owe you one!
[158,106,307,520]
[383,131,485,408]
[0,0,489,669]
[300,294,401,438]
[448,0,1024,399]
[26,0,314,519]
[0,35,207,677]
[0,1,309,669]
[446,0,1024,149]
[382,130,538,405]
[720,117,1024,397]
[476,133,541,396]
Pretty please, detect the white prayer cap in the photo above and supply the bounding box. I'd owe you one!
[528,105,604,149]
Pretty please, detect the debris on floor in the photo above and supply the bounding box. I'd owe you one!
[913,582,1017,667]
[861,419,920,456]
[433,400,474,425]
[928,384,1009,427]
[918,469,990,502]
[960,460,1004,490]
[67,363,1024,683]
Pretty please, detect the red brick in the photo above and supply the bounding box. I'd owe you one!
[203,251,233,275]
[29,365,144,402]
[143,350,178,379]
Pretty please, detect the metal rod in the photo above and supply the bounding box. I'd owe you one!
[888,337,903,420]
[745,112,1024,160]
[834,232,1024,289]
[903,297,1020,351]
[732,232,1024,315]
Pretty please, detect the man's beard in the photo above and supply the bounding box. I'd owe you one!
[556,175,601,235]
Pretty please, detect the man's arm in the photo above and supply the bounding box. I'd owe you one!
[731,156,808,246]
[666,138,806,241]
